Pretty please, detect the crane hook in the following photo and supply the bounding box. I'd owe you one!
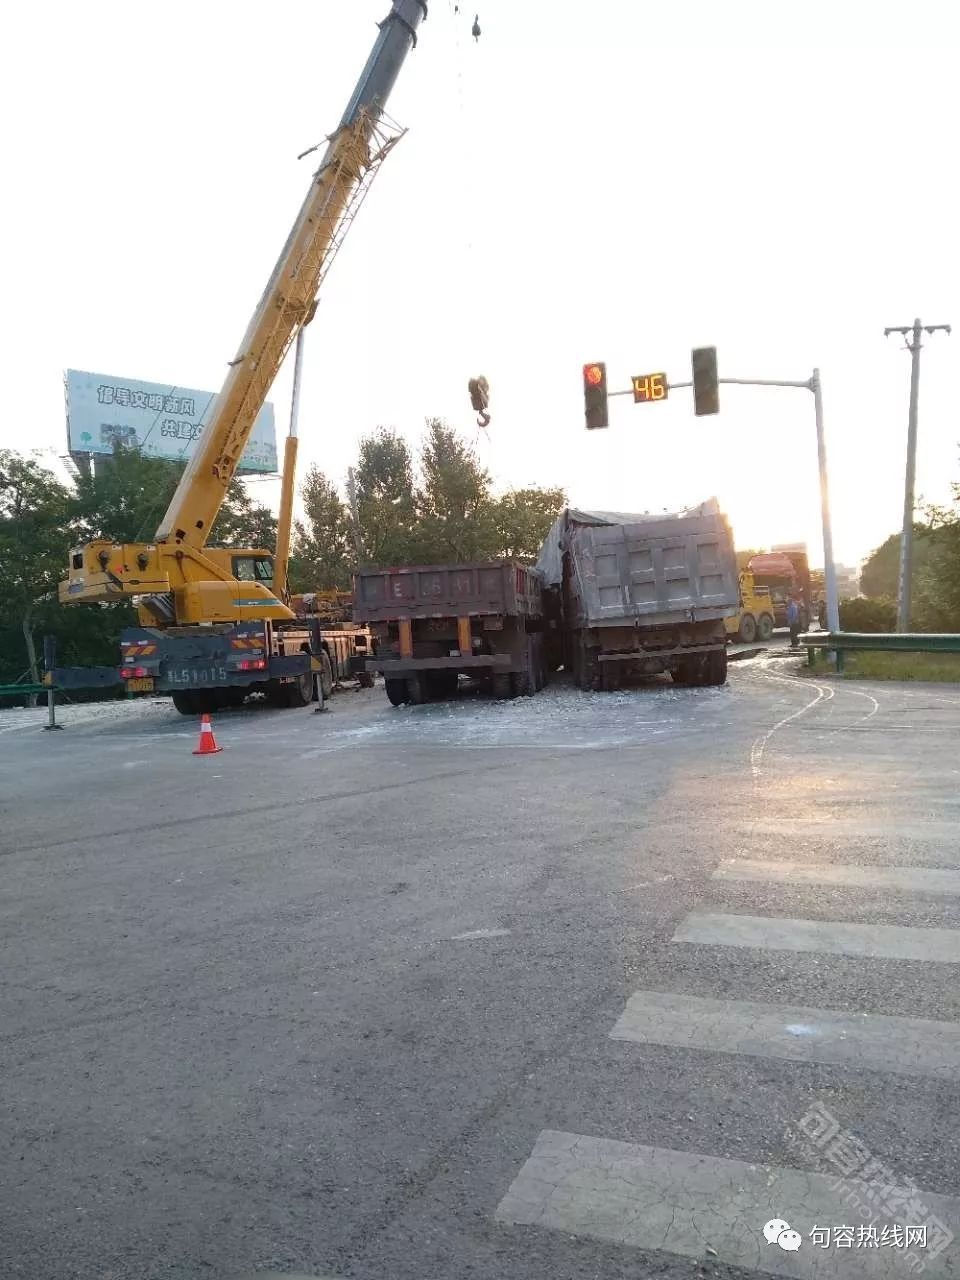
[468,376,490,428]
[472,13,481,40]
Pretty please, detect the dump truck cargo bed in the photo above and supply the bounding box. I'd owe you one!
[537,503,739,690]
[353,560,545,704]
[567,513,739,628]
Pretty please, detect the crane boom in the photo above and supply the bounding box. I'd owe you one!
[155,0,427,549]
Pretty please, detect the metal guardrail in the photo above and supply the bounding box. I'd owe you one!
[801,631,960,672]
[0,684,48,699]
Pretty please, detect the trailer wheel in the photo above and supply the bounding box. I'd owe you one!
[492,672,513,699]
[737,613,757,643]
[406,674,425,705]
[385,678,407,706]
[757,613,774,641]
[426,671,458,700]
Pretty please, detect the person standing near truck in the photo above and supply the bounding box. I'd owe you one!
[787,597,801,647]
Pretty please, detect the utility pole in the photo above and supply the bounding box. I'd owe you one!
[884,318,951,630]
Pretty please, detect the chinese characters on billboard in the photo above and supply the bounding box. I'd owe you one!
[64,369,278,474]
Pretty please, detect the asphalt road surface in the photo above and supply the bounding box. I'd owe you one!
[2,656,959,1280]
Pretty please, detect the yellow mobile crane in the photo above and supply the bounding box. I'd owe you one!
[60,1,427,713]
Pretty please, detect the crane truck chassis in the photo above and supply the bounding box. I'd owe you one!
[119,617,373,714]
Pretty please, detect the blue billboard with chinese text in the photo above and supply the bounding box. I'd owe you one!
[65,369,278,474]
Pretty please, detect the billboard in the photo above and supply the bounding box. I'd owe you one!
[65,369,278,474]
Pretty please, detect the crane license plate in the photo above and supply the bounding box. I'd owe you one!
[166,666,229,686]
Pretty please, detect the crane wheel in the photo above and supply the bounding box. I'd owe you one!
[738,613,757,643]
[285,671,315,708]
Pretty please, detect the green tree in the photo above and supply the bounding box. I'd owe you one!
[72,446,275,549]
[353,428,418,566]
[210,479,277,549]
[414,418,498,561]
[288,464,352,591]
[838,596,897,632]
[859,526,934,600]
[0,450,74,691]
[910,494,960,632]
[492,486,566,562]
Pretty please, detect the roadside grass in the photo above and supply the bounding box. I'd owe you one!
[807,650,960,682]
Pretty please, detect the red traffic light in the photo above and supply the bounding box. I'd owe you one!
[583,360,608,430]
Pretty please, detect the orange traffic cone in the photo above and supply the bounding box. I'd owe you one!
[192,712,223,755]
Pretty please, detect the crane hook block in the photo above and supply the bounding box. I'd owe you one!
[472,13,481,40]
[468,376,489,412]
[468,375,490,428]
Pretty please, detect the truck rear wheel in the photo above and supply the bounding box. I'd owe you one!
[702,648,728,686]
[576,638,601,691]
[737,613,757,643]
[673,655,704,687]
[172,691,198,716]
[757,613,774,641]
[511,669,532,697]
[406,675,425,705]
[357,670,375,689]
[385,678,407,706]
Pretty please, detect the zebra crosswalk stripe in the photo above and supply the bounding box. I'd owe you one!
[609,989,960,1079]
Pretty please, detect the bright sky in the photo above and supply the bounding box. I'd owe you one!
[4,0,959,568]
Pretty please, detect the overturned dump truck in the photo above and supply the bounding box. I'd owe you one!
[353,561,546,705]
[537,502,739,690]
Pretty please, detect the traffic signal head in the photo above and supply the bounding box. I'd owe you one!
[691,346,719,416]
[583,362,608,430]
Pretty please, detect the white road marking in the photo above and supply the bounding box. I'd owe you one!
[496,1129,959,1277]
[715,859,960,895]
[450,927,511,940]
[750,677,833,779]
[673,911,960,962]
[610,989,960,1079]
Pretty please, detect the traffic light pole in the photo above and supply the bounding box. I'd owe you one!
[612,370,840,634]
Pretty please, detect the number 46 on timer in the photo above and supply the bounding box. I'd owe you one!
[632,372,668,403]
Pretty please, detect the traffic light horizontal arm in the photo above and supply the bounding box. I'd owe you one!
[610,375,812,397]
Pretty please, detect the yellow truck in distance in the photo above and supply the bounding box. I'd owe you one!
[725,571,776,644]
